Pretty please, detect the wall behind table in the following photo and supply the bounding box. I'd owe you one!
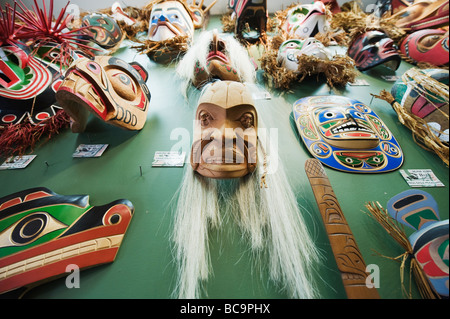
[0,0,377,14]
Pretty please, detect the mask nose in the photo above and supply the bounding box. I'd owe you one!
[223,127,237,144]
[158,14,167,22]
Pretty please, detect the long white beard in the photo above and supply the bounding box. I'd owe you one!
[172,138,321,299]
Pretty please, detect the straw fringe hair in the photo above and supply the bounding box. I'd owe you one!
[260,35,358,90]
[364,202,441,299]
[373,69,449,166]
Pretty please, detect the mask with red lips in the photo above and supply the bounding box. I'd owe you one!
[192,31,242,88]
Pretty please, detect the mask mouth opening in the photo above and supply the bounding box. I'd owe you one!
[236,8,267,43]
[0,68,16,88]
[383,59,401,71]
[0,52,23,89]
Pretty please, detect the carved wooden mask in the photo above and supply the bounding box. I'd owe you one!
[191,81,258,179]
[277,38,331,72]
[56,56,150,132]
[0,43,64,127]
[148,0,194,42]
[281,1,330,39]
[81,13,123,49]
[192,31,242,88]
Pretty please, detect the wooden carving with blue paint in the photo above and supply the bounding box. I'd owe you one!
[387,190,449,298]
[293,95,404,173]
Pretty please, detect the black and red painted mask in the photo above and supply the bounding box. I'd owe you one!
[0,187,134,296]
[347,30,401,71]
[0,42,67,127]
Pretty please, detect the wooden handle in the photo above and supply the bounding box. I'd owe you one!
[304,158,380,299]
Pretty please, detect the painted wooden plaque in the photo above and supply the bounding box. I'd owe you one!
[293,95,404,173]
[0,187,134,296]
[387,189,449,298]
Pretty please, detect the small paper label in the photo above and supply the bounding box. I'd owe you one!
[349,79,370,86]
[0,155,36,170]
[152,151,186,167]
[381,75,400,82]
[73,144,108,158]
[400,169,445,187]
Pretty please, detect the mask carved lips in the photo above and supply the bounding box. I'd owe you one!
[152,20,182,38]
[191,31,242,88]
[206,46,229,64]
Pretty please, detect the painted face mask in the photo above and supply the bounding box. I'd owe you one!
[387,190,449,298]
[348,30,401,71]
[400,29,449,66]
[391,68,449,143]
[81,13,123,49]
[191,81,258,179]
[282,1,330,39]
[192,31,243,88]
[55,56,151,133]
[228,0,267,42]
[148,0,194,42]
[0,187,134,296]
[392,0,449,31]
[293,95,403,173]
[277,38,331,72]
[0,43,64,127]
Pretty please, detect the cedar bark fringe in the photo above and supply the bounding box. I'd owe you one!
[373,89,449,166]
[364,202,441,299]
[260,37,358,90]
[0,109,70,158]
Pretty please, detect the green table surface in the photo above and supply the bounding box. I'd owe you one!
[1,16,448,300]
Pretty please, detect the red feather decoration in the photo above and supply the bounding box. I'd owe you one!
[11,0,97,67]
[0,2,22,48]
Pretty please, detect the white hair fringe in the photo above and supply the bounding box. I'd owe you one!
[176,29,257,95]
[172,119,321,299]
